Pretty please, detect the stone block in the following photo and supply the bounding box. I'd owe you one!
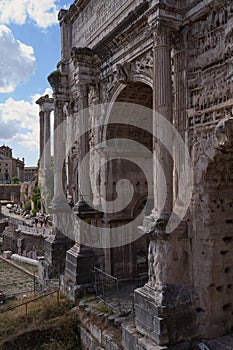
[3,250,12,259]
[134,285,198,345]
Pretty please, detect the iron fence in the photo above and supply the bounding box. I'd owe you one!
[93,267,147,315]
[93,266,122,313]
[0,290,60,316]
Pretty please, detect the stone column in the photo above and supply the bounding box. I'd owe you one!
[172,33,187,207]
[153,20,173,217]
[39,111,45,170]
[36,95,54,213]
[63,48,104,301]
[41,71,73,280]
[52,98,67,208]
[131,21,196,347]
[44,110,51,173]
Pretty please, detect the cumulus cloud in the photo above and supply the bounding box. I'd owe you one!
[0,119,19,140]
[0,0,59,28]
[0,88,53,150]
[0,25,36,93]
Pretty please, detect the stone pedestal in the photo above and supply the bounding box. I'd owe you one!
[134,219,198,346]
[61,198,104,300]
[62,243,104,300]
[44,229,73,279]
[134,284,197,345]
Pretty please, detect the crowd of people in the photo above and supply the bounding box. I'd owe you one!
[31,215,50,228]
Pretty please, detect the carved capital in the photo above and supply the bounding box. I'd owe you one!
[152,19,170,47]
[71,47,100,66]
[48,70,62,88]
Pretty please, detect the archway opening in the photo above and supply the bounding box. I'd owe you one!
[103,82,153,279]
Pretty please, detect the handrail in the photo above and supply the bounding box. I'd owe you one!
[0,290,60,314]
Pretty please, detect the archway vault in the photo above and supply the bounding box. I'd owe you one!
[99,81,154,278]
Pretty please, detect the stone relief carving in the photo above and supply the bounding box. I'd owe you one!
[191,129,217,184]
[187,4,233,129]
[101,52,153,103]
[101,62,131,102]
[116,63,128,83]
[135,51,153,74]
[216,117,233,151]
[88,84,100,147]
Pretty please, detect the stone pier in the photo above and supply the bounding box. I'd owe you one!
[38,0,233,347]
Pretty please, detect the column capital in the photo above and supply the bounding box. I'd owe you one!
[71,47,99,66]
[152,18,171,47]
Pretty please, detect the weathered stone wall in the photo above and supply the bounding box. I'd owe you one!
[2,224,45,258]
[186,2,233,338]
[0,184,21,203]
[42,0,233,347]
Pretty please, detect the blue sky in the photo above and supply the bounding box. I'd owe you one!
[0,0,72,166]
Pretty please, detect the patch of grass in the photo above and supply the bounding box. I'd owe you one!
[96,302,114,315]
[0,294,81,350]
[11,260,38,274]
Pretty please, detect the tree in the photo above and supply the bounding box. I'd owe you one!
[11,176,20,184]
[32,186,41,216]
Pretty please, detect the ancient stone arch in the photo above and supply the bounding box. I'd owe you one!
[37,0,233,348]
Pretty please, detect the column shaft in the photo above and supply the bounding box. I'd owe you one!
[53,100,65,201]
[153,25,173,215]
[44,111,51,171]
[39,111,45,170]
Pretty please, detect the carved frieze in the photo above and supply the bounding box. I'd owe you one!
[187,3,233,129]
[72,0,128,46]
[101,49,153,103]
[191,127,217,185]
[188,106,233,129]
[71,47,99,66]
[135,51,153,75]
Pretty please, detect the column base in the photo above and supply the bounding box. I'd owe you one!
[62,243,104,300]
[44,232,73,279]
[134,284,198,346]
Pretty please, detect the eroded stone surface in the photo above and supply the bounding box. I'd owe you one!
[37,0,233,348]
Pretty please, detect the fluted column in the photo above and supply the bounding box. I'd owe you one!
[76,82,90,204]
[133,21,196,346]
[52,98,66,207]
[153,20,173,216]
[44,110,51,172]
[39,111,45,170]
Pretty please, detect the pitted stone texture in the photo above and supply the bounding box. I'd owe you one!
[41,0,233,348]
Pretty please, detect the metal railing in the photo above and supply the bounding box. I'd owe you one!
[0,290,60,316]
[93,266,148,315]
[93,266,122,313]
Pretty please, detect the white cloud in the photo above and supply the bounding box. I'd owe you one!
[0,0,60,28]
[0,25,36,93]
[0,88,53,151]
